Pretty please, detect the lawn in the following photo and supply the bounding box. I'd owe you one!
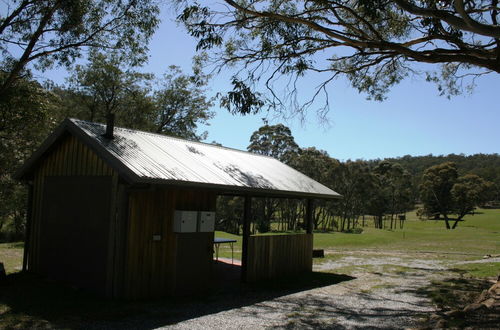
[215,208,500,261]
[314,209,500,256]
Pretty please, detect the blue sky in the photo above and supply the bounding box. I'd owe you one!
[40,7,500,161]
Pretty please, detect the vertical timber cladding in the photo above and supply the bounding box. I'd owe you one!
[124,188,216,299]
[247,234,313,282]
[29,134,118,294]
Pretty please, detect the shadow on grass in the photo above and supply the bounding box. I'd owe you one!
[415,275,498,328]
[0,269,354,329]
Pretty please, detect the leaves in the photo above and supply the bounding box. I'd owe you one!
[220,77,265,115]
[175,0,499,116]
[419,162,494,227]
[0,0,160,94]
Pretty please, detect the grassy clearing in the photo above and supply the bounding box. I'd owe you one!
[451,262,500,278]
[215,208,500,260]
[314,209,500,257]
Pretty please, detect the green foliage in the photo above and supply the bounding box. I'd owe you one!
[387,153,500,203]
[420,162,459,218]
[64,54,215,141]
[0,74,59,241]
[369,161,414,228]
[247,124,300,233]
[344,227,363,234]
[216,196,243,235]
[240,124,497,234]
[176,0,500,116]
[219,77,265,115]
[329,161,373,231]
[153,64,214,141]
[0,0,160,95]
[66,52,155,128]
[420,162,494,228]
[248,124,299,162]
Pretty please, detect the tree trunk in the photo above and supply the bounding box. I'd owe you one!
[443,214,451,229]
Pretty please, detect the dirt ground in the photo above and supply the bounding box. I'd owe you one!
[156,251,498,329]
[1,250,498,329]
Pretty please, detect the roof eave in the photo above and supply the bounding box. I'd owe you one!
[136,177,342,200]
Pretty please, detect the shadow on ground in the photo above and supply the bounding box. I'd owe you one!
[0,263,354,329]
[415,274,499,329]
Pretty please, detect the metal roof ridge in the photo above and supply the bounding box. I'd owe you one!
[69,118,279,161]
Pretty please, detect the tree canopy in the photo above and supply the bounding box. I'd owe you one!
[0,0,160,95]
[176,0,500,115]
[419,162,493,229]
[248,123,299,162]
[63,54,215,141]
[66,52,154,125]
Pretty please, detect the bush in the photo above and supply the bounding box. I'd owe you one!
[344,227,363,234]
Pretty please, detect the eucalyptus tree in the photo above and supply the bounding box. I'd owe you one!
[176,0,500,116]
[373,161,414,229]
[331,161,375,231]
[420,162,492,229]
[67,54,215,140]
[67,52,156,129]
[420,162,459,228]
[248,124,299,162]
[153,64,215,141]
[0,74,59,240]
[450,173,493,227]
[247,124,300,232]
[289,147,340,231]
[0,0,160,96]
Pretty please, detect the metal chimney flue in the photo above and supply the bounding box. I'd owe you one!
[103,113,115,139]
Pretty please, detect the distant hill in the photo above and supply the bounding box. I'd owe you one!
[377,154,500,200]
[384,154,500,182]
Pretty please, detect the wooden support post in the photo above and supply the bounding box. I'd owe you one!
[306,198,314,234]
[22,183,34,272]
[241,195,252,283]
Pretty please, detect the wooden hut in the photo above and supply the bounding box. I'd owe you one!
[15,118,340,299]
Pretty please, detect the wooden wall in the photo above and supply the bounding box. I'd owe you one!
[28,134,118,294]
[247,234,313,282]
[122,188,216,299]
[27,133,218,299]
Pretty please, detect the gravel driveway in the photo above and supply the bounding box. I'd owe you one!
[154,251,473,330]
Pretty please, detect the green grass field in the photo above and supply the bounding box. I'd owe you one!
[214,208,500,261]
[315,209,500,255]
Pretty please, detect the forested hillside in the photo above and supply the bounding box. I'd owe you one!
[385,154,500,188]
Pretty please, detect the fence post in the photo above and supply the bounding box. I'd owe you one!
[241,195,252,282]
[306,199,314,234]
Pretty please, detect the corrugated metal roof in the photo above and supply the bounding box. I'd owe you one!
[18,119,341,199]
